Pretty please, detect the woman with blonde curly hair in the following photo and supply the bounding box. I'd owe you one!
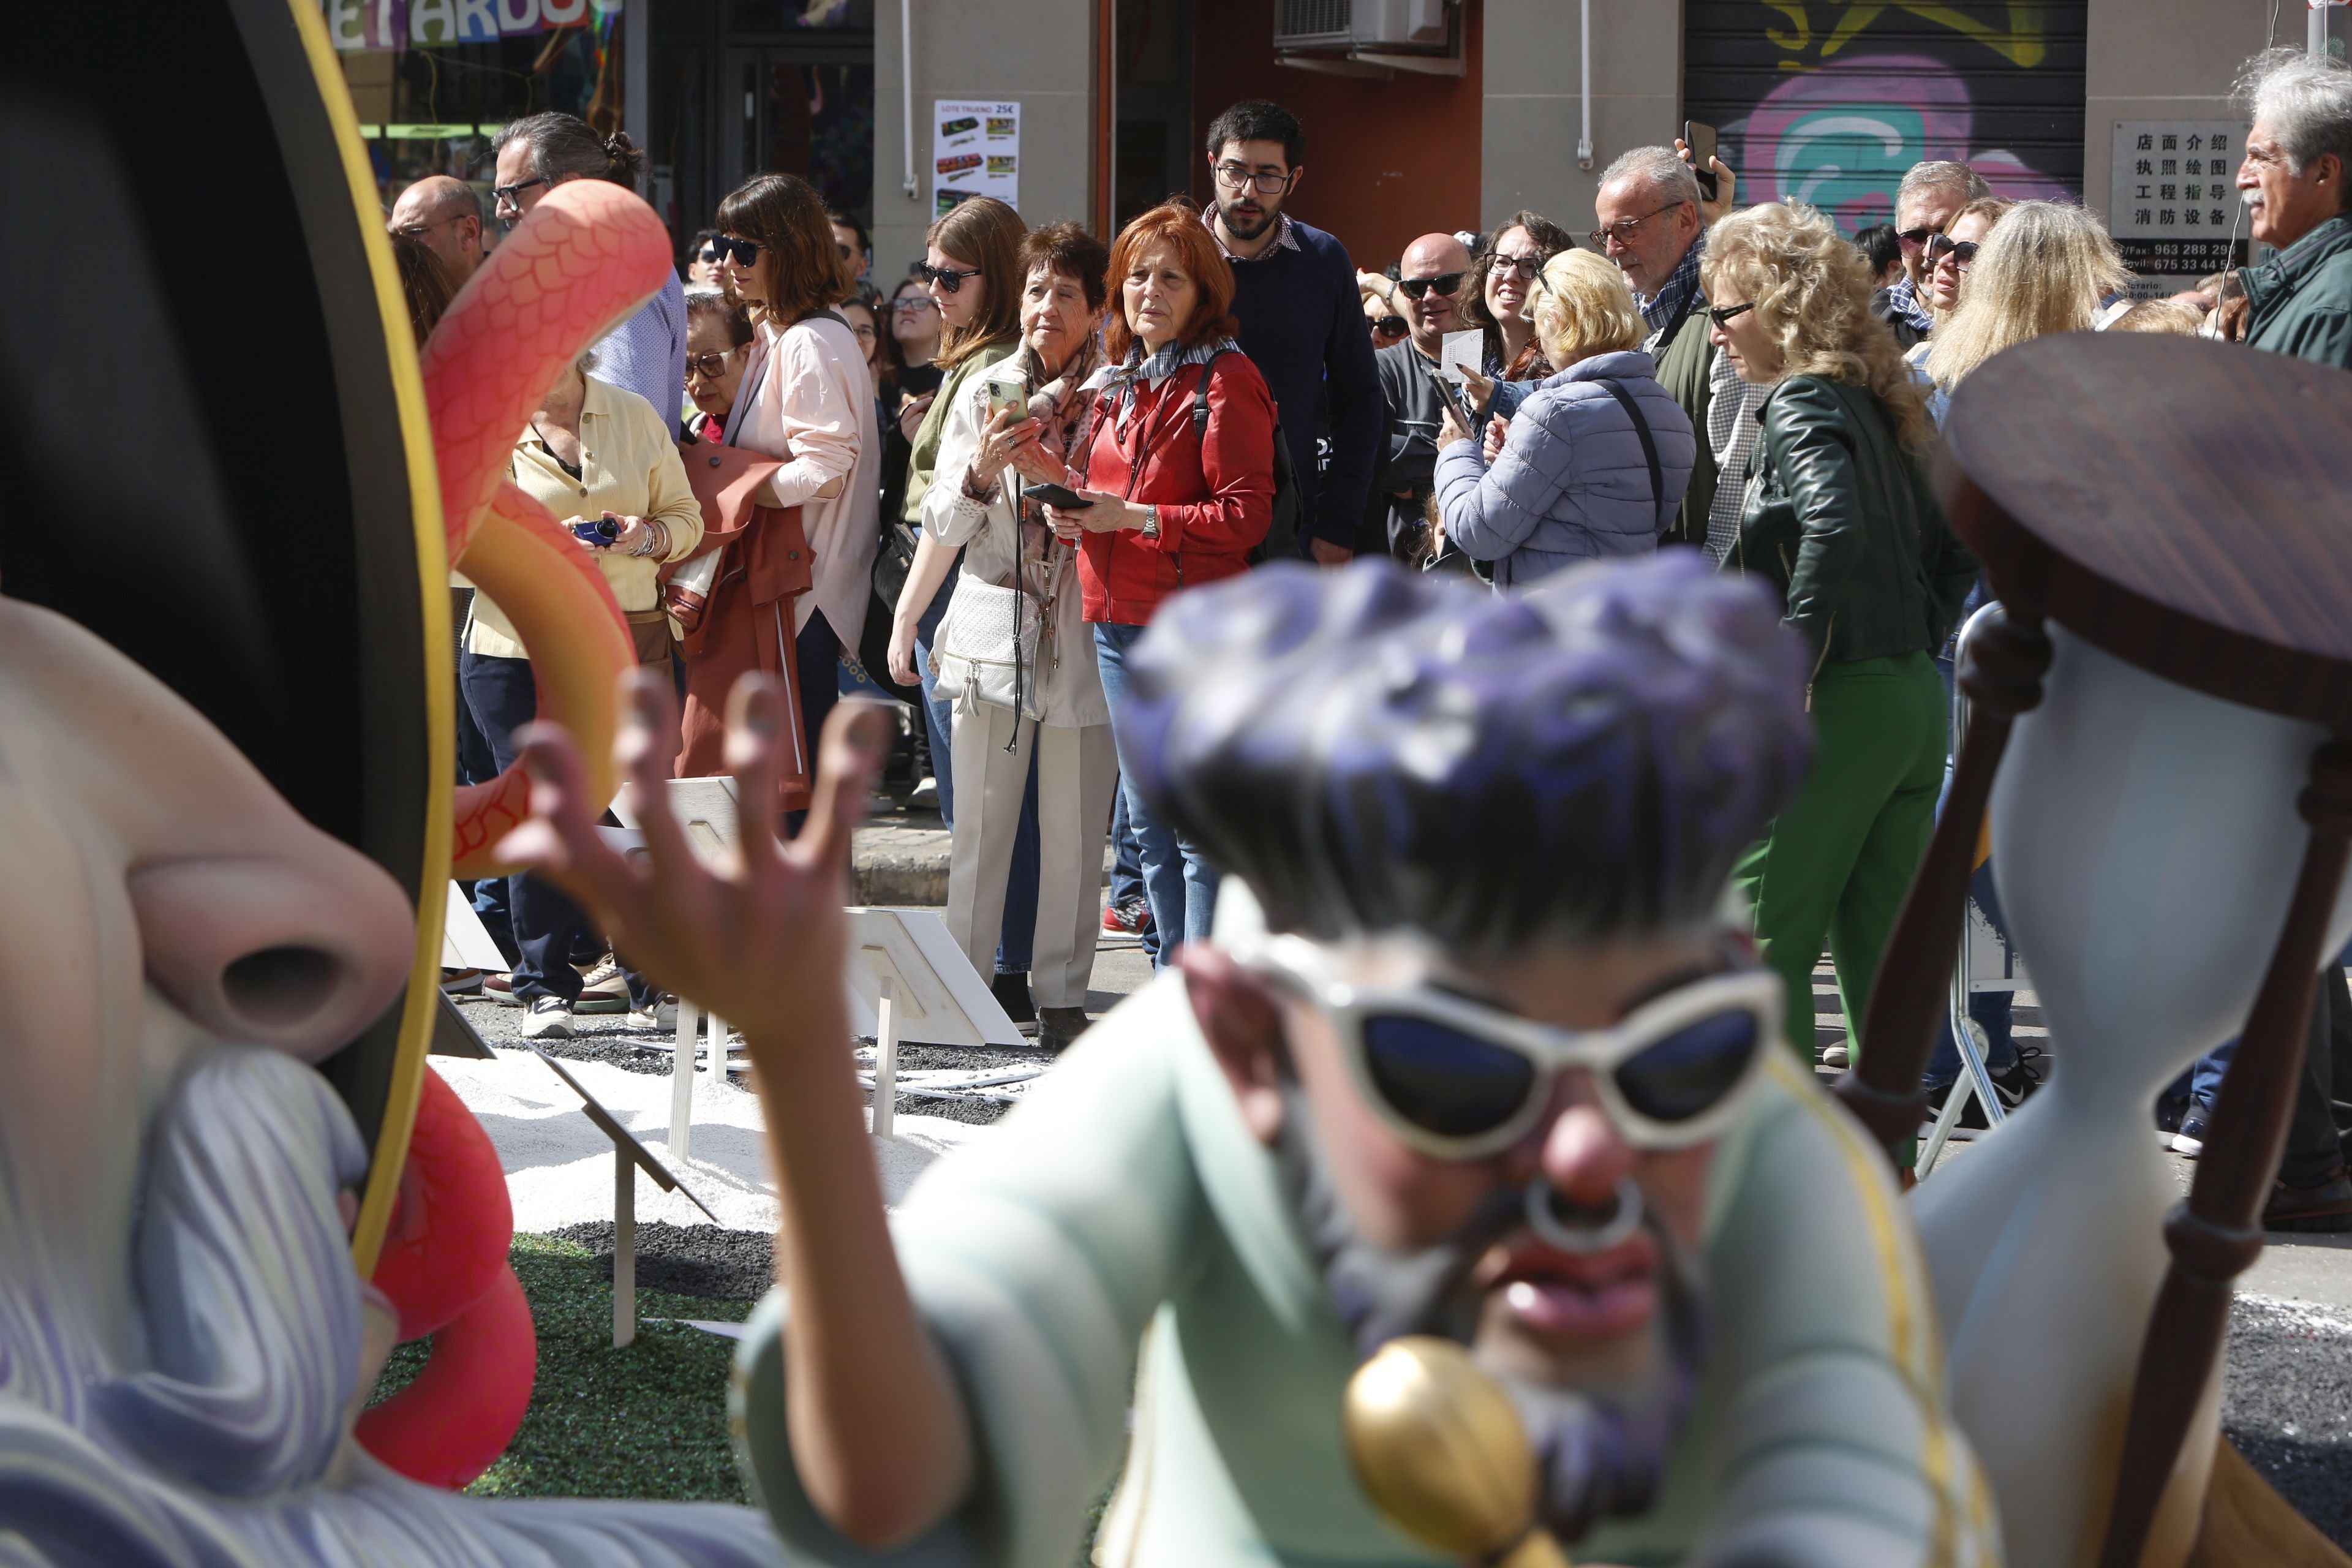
[1702,202,1978,1071]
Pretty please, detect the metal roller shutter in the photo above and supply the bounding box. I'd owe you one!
[1683,1,2088,231]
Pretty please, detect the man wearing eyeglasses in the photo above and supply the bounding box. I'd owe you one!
[1201,100,1382,569]
[1594,144,1752,563]
[1365,232,1476,559]
[508,553,1993,1567]
[387,175,488,285]
[1874,161,1991,350]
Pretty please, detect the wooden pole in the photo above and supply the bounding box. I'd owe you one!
[872,979,899,1142]
[669,995,696,1161]
[2097,739,2352,1567]
[613,1140,636,1349]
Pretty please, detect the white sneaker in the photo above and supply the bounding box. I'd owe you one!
[629,996,680,1030]
[522,997,575,1039]
[1819,1044,1851,1069]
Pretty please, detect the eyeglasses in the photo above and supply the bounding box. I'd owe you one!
[892,296,938,317]
[1397,271,1468,301]
[1589,202,1687,250]
[917,262,982,293]
[1212,161,1295,196]
[709,236,762,267]
[1896,225,1937,252]
[1488,253,1549,282]
[1371,315,1409,341]
[491,175,550,211]
[1925,233,1981,268]
[850,322,878,341]
[1706,301,1755,328]
[695,245,722,265]
[1241,935,1778,1158]
[686,348,739,380]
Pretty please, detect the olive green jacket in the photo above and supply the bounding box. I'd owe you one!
[1652,302,1716,550]
[2244,213,2352,371]
[1733,375,1976,673]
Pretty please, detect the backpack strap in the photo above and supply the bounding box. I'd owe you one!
[1597,379,1667,533]
[1191,348,1232,442]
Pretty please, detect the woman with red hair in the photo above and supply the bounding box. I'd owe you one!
[1038,199,1278,965]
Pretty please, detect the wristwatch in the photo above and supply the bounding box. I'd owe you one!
[1139,504,1161,540]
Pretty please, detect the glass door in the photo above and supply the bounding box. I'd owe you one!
[725,45,875,230]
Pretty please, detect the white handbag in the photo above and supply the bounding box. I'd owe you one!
[932,574,1044,720]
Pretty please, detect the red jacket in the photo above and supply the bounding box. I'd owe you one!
[1075,352,1278,625]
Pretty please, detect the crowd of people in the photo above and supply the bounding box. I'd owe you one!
[399,47,2352,1230]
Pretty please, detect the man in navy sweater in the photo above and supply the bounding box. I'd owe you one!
[1202,100,1382,565]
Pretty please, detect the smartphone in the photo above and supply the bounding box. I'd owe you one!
[983,366,1031,423]
[1021,481,1088,509]
[1683,120,1719,202]
[1424,366,1474,424]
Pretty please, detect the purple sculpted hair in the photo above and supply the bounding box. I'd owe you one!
[1118,555,1814,956]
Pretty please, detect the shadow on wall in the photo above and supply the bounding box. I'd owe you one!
[1686,1,2087,231]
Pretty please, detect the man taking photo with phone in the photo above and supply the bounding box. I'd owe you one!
[1202,99,1382,568]
[1363,231,1477,561]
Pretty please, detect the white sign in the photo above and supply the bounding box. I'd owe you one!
[933,100,1019,220]
[1436,329,1482,385]
[2109,120,2268,286]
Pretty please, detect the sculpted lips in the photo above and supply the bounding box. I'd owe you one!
[1478,1228,1660,1342]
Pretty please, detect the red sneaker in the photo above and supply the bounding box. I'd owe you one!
[1101,896,1153,936]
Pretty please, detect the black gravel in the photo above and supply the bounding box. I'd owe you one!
[554,1220,775,1302]
[854,1041,1054,1126]
[2226,1295,2352,1545]
[456,993,699,1077]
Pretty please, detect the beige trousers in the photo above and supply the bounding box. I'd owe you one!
[944,704,1120,1009]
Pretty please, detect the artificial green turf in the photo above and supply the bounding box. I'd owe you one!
[372,1232,752,1502]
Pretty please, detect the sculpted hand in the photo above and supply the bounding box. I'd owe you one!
[499,669,892,1052]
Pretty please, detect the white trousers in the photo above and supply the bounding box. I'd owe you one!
[944,704,1120,1009]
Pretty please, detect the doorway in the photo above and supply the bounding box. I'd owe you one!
[723,42,876,230]
[1115,0,1193,230]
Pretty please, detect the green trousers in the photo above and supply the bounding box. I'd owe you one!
[1735,652,1948,1064]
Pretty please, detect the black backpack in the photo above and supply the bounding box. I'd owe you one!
[1193,349,1305,565]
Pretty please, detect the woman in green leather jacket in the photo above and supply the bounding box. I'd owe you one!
[1700,202,1977,1071]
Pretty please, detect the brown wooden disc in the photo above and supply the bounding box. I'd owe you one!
[1938,332,2352,729]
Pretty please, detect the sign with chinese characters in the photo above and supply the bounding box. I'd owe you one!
[932,101,1019,220]
[2109,121,2264,284]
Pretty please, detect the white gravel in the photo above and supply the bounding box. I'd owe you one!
[431,1047,991,1234]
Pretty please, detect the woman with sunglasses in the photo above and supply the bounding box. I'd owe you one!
[1702,203,1977,1076]
[1899,197,2013,422]
[686,173,879,818]
[1431,248,1694,588]
[1458,209,1578,380]
[505,550,1992,1568]
[1922,201,2129,426]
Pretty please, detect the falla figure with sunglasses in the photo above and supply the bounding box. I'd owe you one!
[503,553,1996,1568]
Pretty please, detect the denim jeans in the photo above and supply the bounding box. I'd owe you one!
[1923,859,2021,1090]
[461,650,594,1005]
[913,574,957,828]
[997,742,1040,974]
[1110,790,1145,909]
[2187,948,2352,1186]
[1094,622,1219,968]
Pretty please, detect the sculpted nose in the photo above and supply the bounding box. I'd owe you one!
[128,844,415,1060]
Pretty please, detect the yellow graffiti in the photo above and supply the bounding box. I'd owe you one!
[1772,3,2049,70]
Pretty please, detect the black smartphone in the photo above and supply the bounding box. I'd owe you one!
[1021,481,1088,509]
[1424,366,1475,424]
[1683,120,1719,202]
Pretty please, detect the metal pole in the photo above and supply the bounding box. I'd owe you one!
[1576,0,1594,170]
[2315,0,2330,61]
[900,0,918,199]
[872,980,899,1140]
[624,0,649,191]
[613,1142,636,1348]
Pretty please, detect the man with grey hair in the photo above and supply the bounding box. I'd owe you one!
[490,111,686,421]
[2236,47,2352,367]
[1593,142,1755,562]
[1874,159,1993,347]
[388,175,487,284]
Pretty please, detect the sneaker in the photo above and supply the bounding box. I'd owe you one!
[577,956,622,986]
[629,995,680,1030]
[440,967,483,997]
[1038,1005,1091,1054]
[484,972,521,1007]
[2171,1108,2209,1158]
[1101,896,1153,937]
[1819,1044,1850,1070]
[1926,1078,1992,1131]
[2264,1167,2352,1232]
[522,996,575,1040]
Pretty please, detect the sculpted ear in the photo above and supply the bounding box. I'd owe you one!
[1177,946,1287,1144]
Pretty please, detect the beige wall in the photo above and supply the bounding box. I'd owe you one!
[1480,0,1682,241]
[2081,0,2288,225]
[873,0,1098,278]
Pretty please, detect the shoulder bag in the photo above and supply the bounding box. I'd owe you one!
[930,469,1042,721]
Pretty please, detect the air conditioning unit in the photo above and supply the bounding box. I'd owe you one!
[1275,0,1461,77]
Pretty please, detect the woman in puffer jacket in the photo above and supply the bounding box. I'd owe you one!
[1433,248,1695,587]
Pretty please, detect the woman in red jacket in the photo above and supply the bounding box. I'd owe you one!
[1041,199,1277,965]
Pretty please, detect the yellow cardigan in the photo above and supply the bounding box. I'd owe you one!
[466,375,704,659]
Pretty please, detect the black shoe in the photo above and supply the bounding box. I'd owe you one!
[1991,1044,2045,1108]
[1925,1079,1991,1130]
[991,971,1038,1029]
[1038,1006,1091,1054]
[2264,1167,2352,1232]
[2171,1108,2209,1158]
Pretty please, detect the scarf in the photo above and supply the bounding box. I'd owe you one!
[1883,273,1936,337]
[1638,229,1708,337]
[1082,333,1243,431]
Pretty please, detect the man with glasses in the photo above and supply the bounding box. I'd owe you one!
[1364,232,1476,558]
[1594,144,1753,563]
[387,175,488,285]
[509,553,1993,1566]
[1875,160,1991,350]
[1201,100,1382,568]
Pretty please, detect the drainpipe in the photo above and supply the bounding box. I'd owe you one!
[1577,0,1594,170]
[900,0,918,199]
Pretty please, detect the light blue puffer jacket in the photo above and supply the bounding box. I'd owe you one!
[1434,349,1696,588]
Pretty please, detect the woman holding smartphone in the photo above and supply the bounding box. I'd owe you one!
[921,223,1117,1051]
[1042,199,1278,965]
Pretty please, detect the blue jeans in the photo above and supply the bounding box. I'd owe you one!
[1095,622,1219,968]
[1923,859,2021,1089]
[1110,789,1144,909]
[998,744,1041,974]
[913,575,957,828]
[461,650,593,1005]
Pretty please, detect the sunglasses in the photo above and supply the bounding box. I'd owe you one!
[1244,935,1778,1158]
[709,236,762,267]
[1371,315,1408,341]
[1896,225,1937,252]
[918,262,982,293]
[1397,271,1468,301]
[1706,301,1755,328]
[1925,233,1981,267]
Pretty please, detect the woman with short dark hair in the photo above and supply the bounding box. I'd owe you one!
[684,172,878,817]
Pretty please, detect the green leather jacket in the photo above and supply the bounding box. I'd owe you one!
[1732,375,1975,675]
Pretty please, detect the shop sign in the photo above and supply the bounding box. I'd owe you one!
[2108,120,2268,284]
[322,0,598,52]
